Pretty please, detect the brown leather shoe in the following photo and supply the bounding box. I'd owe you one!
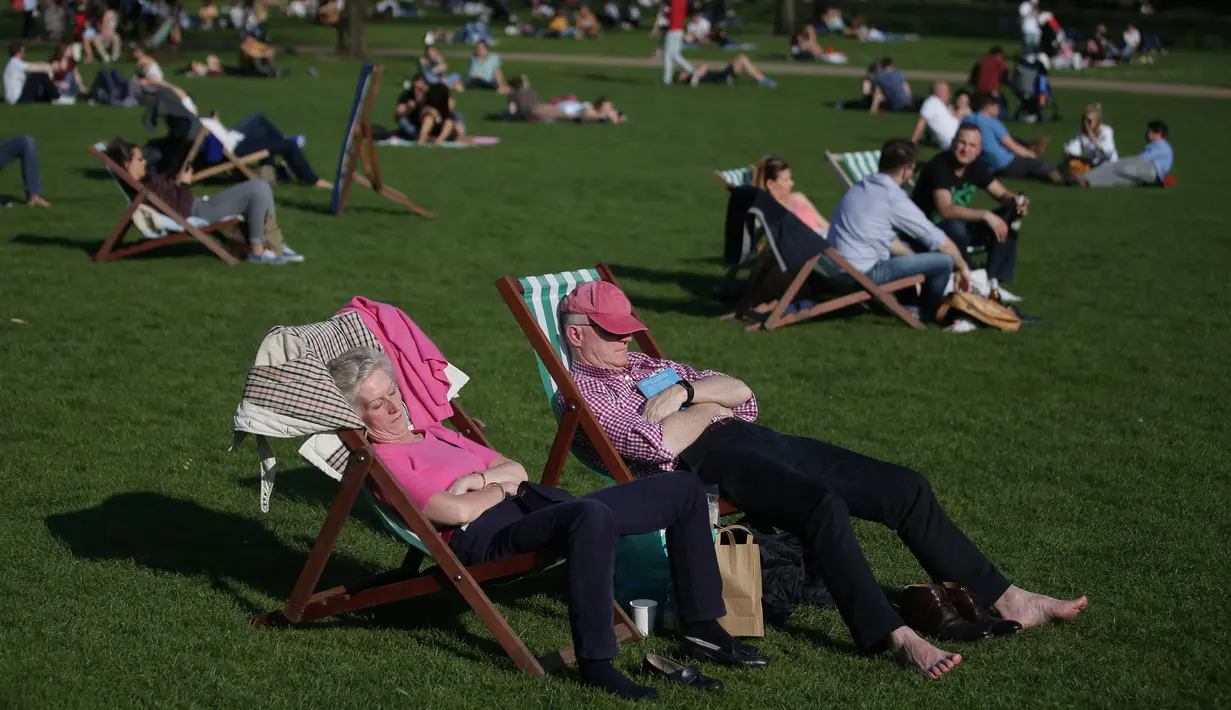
[942,583,1022,638]
[900,584,991,642]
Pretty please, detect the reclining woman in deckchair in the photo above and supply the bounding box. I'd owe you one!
[325,346,769,700]
[104,137,302,264]
[753,155,829,233]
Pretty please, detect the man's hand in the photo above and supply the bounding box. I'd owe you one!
[983,211,1010,242]
[445,473,486,496]
[643,384,689,423]
[955,263,973,293]
[1016,195,1030,216]
[1021,149,1038,159]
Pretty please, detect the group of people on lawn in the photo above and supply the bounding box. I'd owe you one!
[318,279,1087,699]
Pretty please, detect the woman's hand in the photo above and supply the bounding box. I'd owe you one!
[445,473,486,496]
[176,167,193,185]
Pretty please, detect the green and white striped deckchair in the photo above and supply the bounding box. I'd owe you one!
[89,142,242,264]
[825,149,883,188]
[712,165,754,190]
[497,264,672,489]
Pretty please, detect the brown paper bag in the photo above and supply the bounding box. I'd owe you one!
[715,525,764,638]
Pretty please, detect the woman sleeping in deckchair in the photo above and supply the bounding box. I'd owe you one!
[104,137,303,264]
[326,346,770,700]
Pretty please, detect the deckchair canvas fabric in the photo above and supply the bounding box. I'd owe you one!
[841,151,881,184]
[716,167,754,188]
[515,268,601,404]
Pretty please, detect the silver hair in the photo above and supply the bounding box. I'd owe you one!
[559,311,588,355]
[327,346,394,407]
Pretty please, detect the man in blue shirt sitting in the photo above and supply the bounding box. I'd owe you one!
[1079,120,1173,187]
[961,92,1066,184]
[827,140,973,322]
[869,58,918,113]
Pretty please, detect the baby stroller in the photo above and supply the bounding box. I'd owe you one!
[1011,55,1061,124]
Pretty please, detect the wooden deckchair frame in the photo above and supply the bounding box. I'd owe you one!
[178,128,270,186]
[89,144,242,265]
[496,263,739,516]
[723,248,925,331]
[334,65,433,218]
[251,399,643,677]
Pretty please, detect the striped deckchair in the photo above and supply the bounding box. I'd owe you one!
[712,164,754,191]
[825,149,883,188]
[496,264,739,514]
[231,307,641,677]
[90,142,243,264]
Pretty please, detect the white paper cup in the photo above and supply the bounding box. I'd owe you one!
[705,485,720,527]
[629,599,658,636]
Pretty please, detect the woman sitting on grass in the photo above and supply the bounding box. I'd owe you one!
[754,155,828,233]
[325,345,767,701]
[419,46,465,92]
[1063,103,1118,174]
[104,137,302,264]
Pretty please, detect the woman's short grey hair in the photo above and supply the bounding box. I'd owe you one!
[327,346,394,407]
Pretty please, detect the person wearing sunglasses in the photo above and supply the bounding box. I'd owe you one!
[1078,119,1172,188]
[1063,103,1119,172]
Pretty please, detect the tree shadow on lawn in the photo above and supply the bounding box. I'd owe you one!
[11,233,226,261]
[273,194,417,218]
[44,491,572,668]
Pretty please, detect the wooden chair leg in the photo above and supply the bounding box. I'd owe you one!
[540,404,581,488]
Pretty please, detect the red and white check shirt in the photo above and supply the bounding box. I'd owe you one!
[567,352,758,477]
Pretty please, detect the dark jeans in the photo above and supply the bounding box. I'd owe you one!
[449,472,724,661]
[997,155,1056,181]
[18,74,59,103]
[233,113,320,185]
[87,68,135,104]
[937,203,1020,282]
[678,420,1010,650]
[465,77,499,90]
[0,135,43,199]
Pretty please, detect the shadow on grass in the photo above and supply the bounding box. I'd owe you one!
[607,262,729,318]
[275,194,412,217]
[11,233,225,261]
[44,491,577,668]
[566,72,647,84]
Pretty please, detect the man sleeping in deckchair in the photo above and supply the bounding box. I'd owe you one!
[325,343,769,700]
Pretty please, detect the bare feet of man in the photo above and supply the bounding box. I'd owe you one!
[994,585,1088,629]
[889,626,962,680]
[28,195,51,208]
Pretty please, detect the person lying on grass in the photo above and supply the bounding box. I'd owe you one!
[560,279,1088,680]
[673,54,775,87]
[199,111,333,189]
[505,75,627,123]
[326,346,770,701]
[104,137,303,264]
[753,155,828,233]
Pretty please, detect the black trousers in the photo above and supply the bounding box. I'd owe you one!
[937,203,1021,282]
[449,471,724,661]
[18,74,59,103]
[678,420,1009,650]
[233,113,320,185]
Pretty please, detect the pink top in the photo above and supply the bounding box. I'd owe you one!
[340,297,454,427]
[373,424,501,540]
[786,193,824,232]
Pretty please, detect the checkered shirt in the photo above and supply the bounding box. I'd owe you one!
[568,352,758,476]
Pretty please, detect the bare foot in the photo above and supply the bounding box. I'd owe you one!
[314,179,334,190]
[28,195,51,208]
[994,586,1087,629]
[889,626,962,680]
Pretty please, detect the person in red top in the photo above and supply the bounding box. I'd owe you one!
[326,346,768,700]
[562,281,1089,680]
[661,0,694,85]
[970,46,1009,112]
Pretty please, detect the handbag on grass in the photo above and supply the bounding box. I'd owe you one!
[715,525,764,638]
[937,292,1022,332]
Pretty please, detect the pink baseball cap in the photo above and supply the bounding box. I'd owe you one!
[560,281,647,335]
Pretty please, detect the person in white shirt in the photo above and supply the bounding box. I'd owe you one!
[910,82,968,150]
[1019,0,1040,53]
[4,42,59,105]
[1063,103,1118,169]
[132,46,165,89]
[685,12,711,43]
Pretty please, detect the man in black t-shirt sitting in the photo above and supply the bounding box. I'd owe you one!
[911,123,1029,303]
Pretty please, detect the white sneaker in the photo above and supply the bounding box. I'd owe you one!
[996,286,1023,303]
[52,96,76,105]
[949,318,978,333]
[280,244,306,263]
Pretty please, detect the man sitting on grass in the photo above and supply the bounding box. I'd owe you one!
[910,82,970,150]
[827,140,972,322]
[961,92,1066,184]
[560,279,1088,681]
[869,57,917,113]
[1078,120,1173,188]
[3,42,62,105]
[674,54,775,87]
[912,124,1028,303]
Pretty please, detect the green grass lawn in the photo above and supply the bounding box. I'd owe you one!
[2,53,1230,708]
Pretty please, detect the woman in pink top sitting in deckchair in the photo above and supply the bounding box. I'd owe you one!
[325,345,769,700]
[753,155,829,233]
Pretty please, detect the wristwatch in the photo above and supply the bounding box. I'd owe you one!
[676,379,695,406]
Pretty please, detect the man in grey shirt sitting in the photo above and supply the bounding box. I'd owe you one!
[826,140,972,321]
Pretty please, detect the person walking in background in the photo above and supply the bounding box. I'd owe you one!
[0,135,51,207]
[1019,0,1040,54]
[661,0,693,85]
